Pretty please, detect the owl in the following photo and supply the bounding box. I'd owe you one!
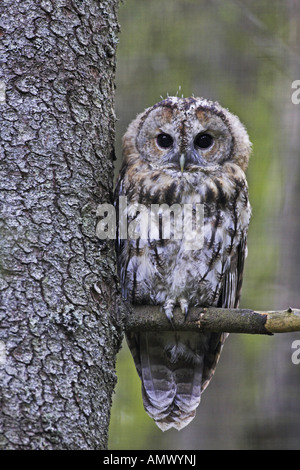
[114,96,251,431]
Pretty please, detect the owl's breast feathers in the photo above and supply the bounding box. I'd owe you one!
[118,152,248,207]
[115,156,250,310]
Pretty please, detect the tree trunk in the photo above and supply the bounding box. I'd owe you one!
[0,0,122,450]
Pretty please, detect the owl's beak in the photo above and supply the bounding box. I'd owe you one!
[180,154,185,173]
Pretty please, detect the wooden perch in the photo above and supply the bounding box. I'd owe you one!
[125,306,300,335]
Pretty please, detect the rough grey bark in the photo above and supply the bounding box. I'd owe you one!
[0,0,122,450]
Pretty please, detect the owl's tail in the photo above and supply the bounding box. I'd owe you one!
[127,330,211,431]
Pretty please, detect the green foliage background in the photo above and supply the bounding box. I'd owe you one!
[109,0,300,450]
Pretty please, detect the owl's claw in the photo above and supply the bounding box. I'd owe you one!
[164,308,174,327]
[179,299,189,320]
[163,299,189,325]
[163,300,175,326]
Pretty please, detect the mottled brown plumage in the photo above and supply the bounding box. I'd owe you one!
[115,96,251,430]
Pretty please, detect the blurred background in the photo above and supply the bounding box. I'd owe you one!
[109,0,300,449]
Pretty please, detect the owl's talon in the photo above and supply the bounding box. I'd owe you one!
[179,299,189,320]
[163,300,175,326]
[164,307,174,324]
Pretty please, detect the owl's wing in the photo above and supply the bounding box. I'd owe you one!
[114,168,132,299]
[201,236,247,392]
[114,169,125,273]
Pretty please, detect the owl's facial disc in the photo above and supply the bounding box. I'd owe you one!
[191,110,233,166]
[157,129,216,171]
[136,103,233,171]
[155,129,213,171]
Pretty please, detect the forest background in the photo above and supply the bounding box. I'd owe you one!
[109,0,300,450]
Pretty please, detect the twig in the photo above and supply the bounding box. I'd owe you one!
[125,306,300,335]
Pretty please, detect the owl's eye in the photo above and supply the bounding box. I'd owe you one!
[156,133,174,149]
[194,133,213,149]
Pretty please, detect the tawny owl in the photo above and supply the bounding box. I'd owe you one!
[114,96,251,431]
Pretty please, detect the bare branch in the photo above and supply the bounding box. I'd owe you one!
[125,306,300,335]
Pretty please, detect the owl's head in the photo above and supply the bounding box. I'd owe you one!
[123,96,251,173]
